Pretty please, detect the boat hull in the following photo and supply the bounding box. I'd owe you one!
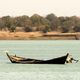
[6,53,68,64]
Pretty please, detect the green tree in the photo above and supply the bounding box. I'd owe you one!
[2,16,12,28]
[15,15,32,27]
[46,13,59,31]
[1,16,16,32]
[30,14,51,31]
[58,16,77,32]
[30,14,42,26]
[0,19,5,30]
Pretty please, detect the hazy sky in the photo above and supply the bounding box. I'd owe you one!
[0,0,80,17]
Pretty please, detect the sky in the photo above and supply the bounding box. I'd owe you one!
[0,0,80,17]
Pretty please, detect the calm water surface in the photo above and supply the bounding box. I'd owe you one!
[0,40,80,80]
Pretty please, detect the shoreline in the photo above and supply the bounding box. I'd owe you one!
[0,31,80,40]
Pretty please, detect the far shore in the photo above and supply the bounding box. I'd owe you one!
[0,31,80,40]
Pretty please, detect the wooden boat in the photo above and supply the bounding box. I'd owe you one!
[6,53,69,64]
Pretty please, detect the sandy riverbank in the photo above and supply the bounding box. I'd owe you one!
[0,31,80,40]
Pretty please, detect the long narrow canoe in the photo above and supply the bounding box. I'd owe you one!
[6,53,69,64]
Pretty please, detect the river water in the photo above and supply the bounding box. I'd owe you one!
[0,40,80,80]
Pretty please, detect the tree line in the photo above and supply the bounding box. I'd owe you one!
[0,13,80,33]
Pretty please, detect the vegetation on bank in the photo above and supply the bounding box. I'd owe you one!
[0,13,80,33]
